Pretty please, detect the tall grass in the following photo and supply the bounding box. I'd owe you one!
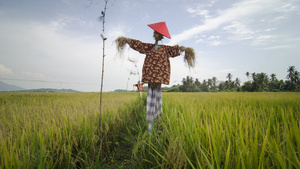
[0,92,142,168]
[132,92,300,168]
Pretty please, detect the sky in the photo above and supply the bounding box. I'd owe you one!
[0,0,299,92]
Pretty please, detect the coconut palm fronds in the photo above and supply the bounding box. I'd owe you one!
[179,46,196,68]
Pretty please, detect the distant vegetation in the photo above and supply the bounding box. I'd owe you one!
[17,88,80,93]
[1,88,80,93]
[161,65,300,92]
[0,81,80,93]
[0,81,24,91]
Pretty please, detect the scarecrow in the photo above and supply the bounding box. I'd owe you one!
[116,21,195,133]
[133,81,144,98]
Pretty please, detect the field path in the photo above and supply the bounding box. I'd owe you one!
[101,96,146,168]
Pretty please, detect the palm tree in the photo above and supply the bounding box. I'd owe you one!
[218,81,225,91]
[226,73,234,90]
[269,73,278,91]
[207,79,213,90]
[270,73,277,82]
[195,78,201,88]
[212,77,217,91]
[251,72,256,81]
[227,73,232,82]
[246,72,250,81]
[295,71,300,90]
[287,66,295,80]
[182,76,197,92]
[182,77,186,86]
[286,66,298,91]
[201,80,209,92]
[235,78,241,87]
[256,73,269,92]
[295,71,300,82]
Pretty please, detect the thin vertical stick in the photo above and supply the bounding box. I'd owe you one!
[100,0,108,134]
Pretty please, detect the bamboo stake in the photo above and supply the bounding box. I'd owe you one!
[100,0,108,135]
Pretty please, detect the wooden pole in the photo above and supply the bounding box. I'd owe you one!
[100,0,108,134]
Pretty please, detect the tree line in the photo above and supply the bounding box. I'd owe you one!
[161,66,300,92]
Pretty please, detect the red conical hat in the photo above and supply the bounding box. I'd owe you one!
[148,21,171,39]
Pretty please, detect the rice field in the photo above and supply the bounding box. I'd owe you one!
[0,92,299,168]
[0,92,142,168]
[132,92,300,169]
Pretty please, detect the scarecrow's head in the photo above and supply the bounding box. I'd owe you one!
[148,21,171,40]
[153,31,164,41]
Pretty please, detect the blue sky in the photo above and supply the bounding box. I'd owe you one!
[0,0,299,92]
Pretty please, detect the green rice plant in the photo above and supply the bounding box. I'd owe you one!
[131,92,300,169]
[2,92,299,168]
[0,92,141,168]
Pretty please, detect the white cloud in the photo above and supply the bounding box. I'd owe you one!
[209,40,222,46]
[251,35,274,46]
[275,3,299,13]
[223,22,254,40]
[169,0,284,45]
[0,17,103,91]
[187,7,210,19]
[256,35,300,50]
[195,39,204,43]
[21,71,46,79]
[49,19,67,30]
[0,64,13,75]
[264,28,276,32]
[107,26,128,40]
[195,34,222,46]
[273,16,286,22]
[208,35,220,40]
[262,45,291,50]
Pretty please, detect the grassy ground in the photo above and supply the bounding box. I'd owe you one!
[100,95,146,169]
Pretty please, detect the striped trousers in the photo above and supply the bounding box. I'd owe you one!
[146,83,163,133]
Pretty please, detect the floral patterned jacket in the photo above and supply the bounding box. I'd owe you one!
[130,39,180,85]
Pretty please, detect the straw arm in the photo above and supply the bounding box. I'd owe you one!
[179,46,196,69]
[115,36,132,53]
